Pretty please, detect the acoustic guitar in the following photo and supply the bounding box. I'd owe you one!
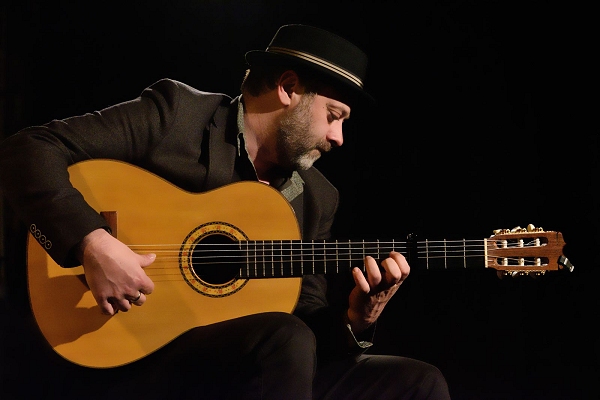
[26,159,574,368]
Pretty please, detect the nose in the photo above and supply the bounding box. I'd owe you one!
[327,123,344,147]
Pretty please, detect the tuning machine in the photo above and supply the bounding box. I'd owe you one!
[493,224,544,235]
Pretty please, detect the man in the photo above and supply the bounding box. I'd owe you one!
[0,24,451,399]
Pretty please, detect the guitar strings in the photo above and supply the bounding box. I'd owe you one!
[129,238,540,253]
[122,238,549,281]
[129,239,543,261]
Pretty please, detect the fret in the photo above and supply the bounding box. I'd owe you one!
[311,241,315,274]
[278,240,283,276]
[348,240,352,271]
[350,240,364,272]
[261,240,266,277]
[425,239,430,270]
[300,240,304,275]
[313,242,327,274]
[242,241,249,277]
[362,239,365,262]
[463,238,466,268]
[322,240,327,273]
[329,240,337,273]
[319,240,325,274]
[444,239,448,269]
[286,240,297,277]
[253,240,258,277]
[288,240,293,275]
[277,240,284,277]
[296,240,302,275]
[335,240,339,272]
[270,240,274,277]
[262,240,266,277]
[282,240,290,277]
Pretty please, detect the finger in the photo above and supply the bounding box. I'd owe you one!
[351,267,370,294]
[98,299,117,316]
[113,297,133,312]
[380,257,402,285]
[132,292,146,306]
[138,254,156,295]
[363,256,382,288]
[389,251,410,280]
[139,253,156,268]
[128,291,146,306]
[140,280,155,296]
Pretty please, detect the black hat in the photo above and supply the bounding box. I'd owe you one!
[245,24,374,108]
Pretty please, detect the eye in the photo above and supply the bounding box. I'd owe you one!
[327,110,341,123]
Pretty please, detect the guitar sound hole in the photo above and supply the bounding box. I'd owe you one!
[190,234,240,285]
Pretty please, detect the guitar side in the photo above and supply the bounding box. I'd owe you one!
[27,160,302,368]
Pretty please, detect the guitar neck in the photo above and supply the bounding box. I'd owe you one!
[226,227,571,278]
[232,238,487,279]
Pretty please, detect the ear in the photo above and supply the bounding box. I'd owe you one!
[277,70,301,106]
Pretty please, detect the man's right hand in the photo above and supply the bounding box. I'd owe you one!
[78,228,156,315]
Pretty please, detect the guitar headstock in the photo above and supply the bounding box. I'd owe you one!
[486,224,574,277]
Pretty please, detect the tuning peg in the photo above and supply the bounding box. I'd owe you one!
[497,225,545,234]
[526,224,544,232]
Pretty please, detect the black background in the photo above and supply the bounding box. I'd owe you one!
[1,1,597,399]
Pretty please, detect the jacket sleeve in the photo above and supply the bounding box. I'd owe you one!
[0,79,206,267]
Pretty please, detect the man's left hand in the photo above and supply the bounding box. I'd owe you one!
[347,251,409,333]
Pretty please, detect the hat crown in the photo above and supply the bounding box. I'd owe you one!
[265,25,368,88]
[245,24,374,107]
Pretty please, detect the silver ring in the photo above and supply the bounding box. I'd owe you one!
[133,292,142,302]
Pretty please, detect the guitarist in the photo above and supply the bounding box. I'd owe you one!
[0,25,451,399]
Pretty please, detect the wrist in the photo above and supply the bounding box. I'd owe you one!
[344,310,374,350]
[76,228,111,263]
[346,308,373,334]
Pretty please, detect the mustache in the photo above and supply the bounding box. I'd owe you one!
[316,140,332,153]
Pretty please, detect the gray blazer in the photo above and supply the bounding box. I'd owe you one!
[0,78,365,361]
[0,78,338,266]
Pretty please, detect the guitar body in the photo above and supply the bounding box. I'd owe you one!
[27,159,302,368]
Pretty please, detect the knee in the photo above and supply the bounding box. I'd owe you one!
[249,313,316,397]
[253,312,317,372]
[419,364,451,399]
[262,312,317,356]
[376,356,451,399]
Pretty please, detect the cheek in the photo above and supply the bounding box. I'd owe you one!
[311,122,330,142]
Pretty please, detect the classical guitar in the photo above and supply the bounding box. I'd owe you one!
[26,160,574,368]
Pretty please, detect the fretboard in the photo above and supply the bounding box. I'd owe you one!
[190,238,489,279]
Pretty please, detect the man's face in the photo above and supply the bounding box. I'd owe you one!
[277,91,350,171]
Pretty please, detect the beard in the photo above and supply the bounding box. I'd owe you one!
[277,93,330,171]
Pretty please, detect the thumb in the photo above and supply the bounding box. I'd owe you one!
[139,253,157,268]
[138,253,156,295]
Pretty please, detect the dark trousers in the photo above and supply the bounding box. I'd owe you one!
[106,312,450,399]
[2,311,451,399]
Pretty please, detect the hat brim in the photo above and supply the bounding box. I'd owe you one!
[245,50,375,110]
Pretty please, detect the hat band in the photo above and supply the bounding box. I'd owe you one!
[267,46,364,89]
